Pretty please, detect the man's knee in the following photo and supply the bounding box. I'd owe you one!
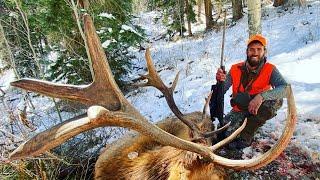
[223,111,246,135]
[257,99,283,120]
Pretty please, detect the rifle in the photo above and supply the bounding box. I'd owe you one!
[209,11,227,131]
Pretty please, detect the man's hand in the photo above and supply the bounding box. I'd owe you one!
[216,68,226,81]
[248,94,264,115]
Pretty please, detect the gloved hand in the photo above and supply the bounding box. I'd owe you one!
[216,68,226,81]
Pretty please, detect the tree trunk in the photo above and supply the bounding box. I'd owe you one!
[242,0,247,7]
[197,0,203,23]
[0,22,19,77]
[14,0,42,78]
[175,0,185,36]
[286,0,304,7]
[232,0,243,21]
[216,0,222,16]
[185,0,193,36]
[204,0,214,30]
[247,0,261,37]
[0,22,9,70]
[79,0,90,9]
[273,0,286,7]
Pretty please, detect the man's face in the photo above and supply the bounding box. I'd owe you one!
[246,42,266,67]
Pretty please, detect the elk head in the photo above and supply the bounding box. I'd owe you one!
[9,13,297,180]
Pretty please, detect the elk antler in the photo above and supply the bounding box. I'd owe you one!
[9,14,147,159]
[10,16,119,110]
[9,11,296,172]
[138,49,225,139]
[86,86,296,171]
[138,49,201,134]
[191,92,230,142]
[8,11,238,160]
[136,61,296,171]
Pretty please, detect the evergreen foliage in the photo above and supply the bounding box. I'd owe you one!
[149,0,197,37]
[0,0,144,86]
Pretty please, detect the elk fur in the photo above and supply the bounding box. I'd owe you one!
[95,112,225,180]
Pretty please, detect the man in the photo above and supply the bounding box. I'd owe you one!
[216,34,288,149]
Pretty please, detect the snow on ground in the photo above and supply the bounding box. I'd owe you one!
[0,0,319,162]
[127,1,320,158]
[0,69,15,91]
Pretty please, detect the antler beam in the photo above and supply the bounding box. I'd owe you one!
[10,14,127,111]
[139,48,210,138]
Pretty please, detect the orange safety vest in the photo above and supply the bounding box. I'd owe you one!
[230,61,275,111]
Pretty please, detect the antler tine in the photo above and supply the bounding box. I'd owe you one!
[203,121,231,138]
[141,48,171,92]
[202,91,213,121]
[170,71,180,93]
[191,121,232,142]
[10,79,93,106]
[140,48,202,136]
[210,120,246,151]
[195,91,231,140]
[83,15,119,89]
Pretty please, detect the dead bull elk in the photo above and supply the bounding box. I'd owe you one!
[9,13,297,179]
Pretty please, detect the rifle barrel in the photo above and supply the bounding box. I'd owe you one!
[220,10,227,69]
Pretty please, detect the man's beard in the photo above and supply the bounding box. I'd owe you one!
[246,56,266,67]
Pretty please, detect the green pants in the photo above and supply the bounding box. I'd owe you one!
[223,99,283,143]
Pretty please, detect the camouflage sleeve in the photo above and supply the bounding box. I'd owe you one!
[260,67,288,100]
[224,71,232,94]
